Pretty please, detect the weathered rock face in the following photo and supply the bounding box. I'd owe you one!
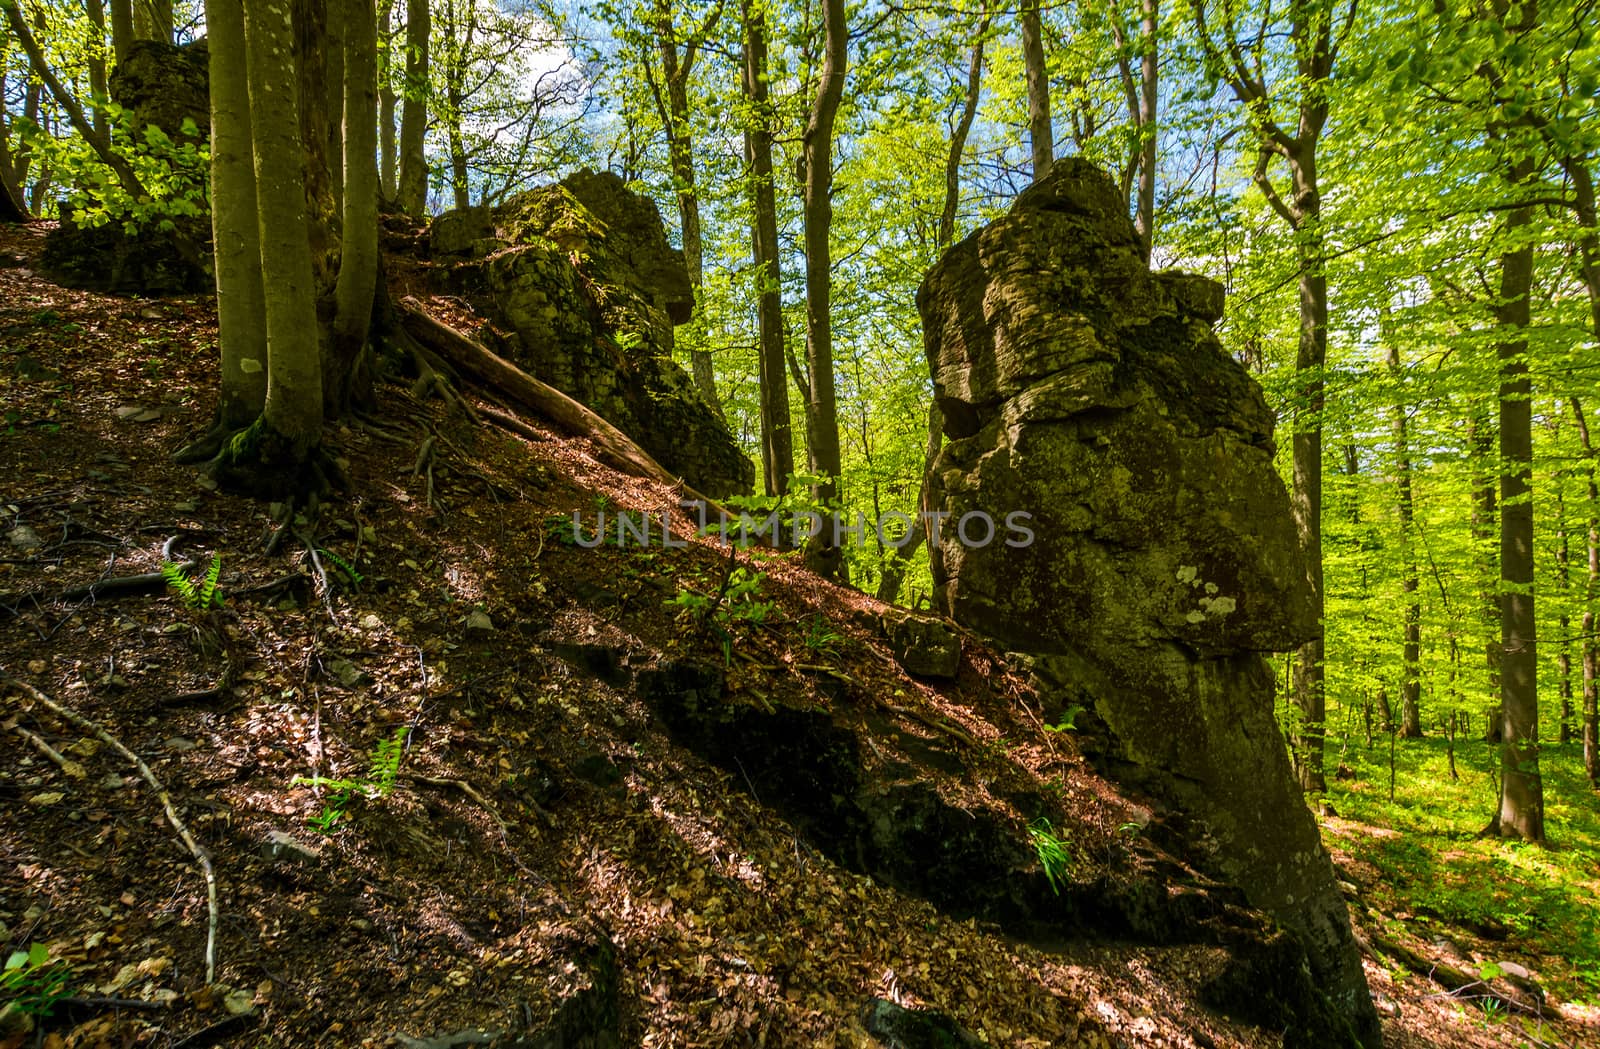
[108,39,210,143]
[39,39,211,295]
[430,170,751,498]
[918,158,1380,1047]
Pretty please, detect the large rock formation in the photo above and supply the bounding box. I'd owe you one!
[430,170,752,498]
[918,159,1380,1047]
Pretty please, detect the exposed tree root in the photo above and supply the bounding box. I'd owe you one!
[1371,931,1545,1016]
[3,676,221,985]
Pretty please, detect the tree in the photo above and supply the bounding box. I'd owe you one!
[741,0,791,496]
[396,0,428,214]
[1108,0,1158,256]
[1193,0,1354,795]
[643,0,725,413]
[182,0,380,497]
[1019,0,1051,181]
[799,0,846,572]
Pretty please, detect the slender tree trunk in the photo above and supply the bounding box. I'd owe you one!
[396,0,429,215]
[1287,146,1328,794]
[205,0,266,431]
[801,0,847,539]
[109,0,133,64]
[1495,187,1542,841]
[649,0,722,415]
[243,0,323,461]
[86,0,109,140]
[133,0,173,43]
[325,0,346,214]
[1572,397,1599,790]
[1556,478,1574,743]
[378,0,397,201]
[1020,0,1051,181]
[1388,341,1424,736]
[331,0,379,415]
[0,58,25,220]
[1469,408,1501,740]
[742,0,792,496]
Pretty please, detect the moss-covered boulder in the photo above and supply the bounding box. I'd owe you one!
[918,158,1380,1048]
[430,170,751,498]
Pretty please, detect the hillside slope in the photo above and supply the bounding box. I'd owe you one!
[1,221,1592,1048]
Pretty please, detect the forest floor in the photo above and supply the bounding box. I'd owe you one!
[1,220,1597,1049]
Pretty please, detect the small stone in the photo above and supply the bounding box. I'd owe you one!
[359,613,383,631]
[5,525,42,551]
[163,737,198,752]
[881,610,961,678]
[260,830,321,866]
[328,657,366,688]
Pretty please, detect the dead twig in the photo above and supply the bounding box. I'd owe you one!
[404,773,513,834]
[3,676,220,985]
[9,722,86,778]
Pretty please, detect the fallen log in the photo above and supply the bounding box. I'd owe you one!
[396,296,732,518]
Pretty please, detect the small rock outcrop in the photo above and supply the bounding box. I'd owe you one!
[430,170,752,498]
[917,159,1380,1047]
[39,39,211,295]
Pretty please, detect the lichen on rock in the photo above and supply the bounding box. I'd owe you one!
[918,157,1381,1047]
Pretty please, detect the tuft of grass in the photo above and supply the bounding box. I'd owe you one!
[1028,817,1073,895]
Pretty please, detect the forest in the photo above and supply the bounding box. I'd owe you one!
[2,0,1599,1045]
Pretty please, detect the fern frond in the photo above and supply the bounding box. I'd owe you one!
[369,726,408,795]
[161,560,198,606]
[198,553,223,608]
[319,548,365,588]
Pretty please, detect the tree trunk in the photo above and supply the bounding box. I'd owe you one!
[396,0,430,215]
[1556,479,1574,744]
[1288,145,1328,794]
[1495,188,1543,841]
[330,0,379,415]
[109,0,133,64]
[86,0,109,141]
[243,0,323,464]
[1020,0,1051,181]
[378,0,397,201]
[801,0,847,547]
[325,0,346,214]
[1389,340,1424,737]
[742,0,792,497]
[650,0,722,415]
[205,0,266,431]
[133,0,173,43]
[1572,397,1599,790]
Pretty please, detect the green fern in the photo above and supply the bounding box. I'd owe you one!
[162,552,223,609]
[319,548,365,588]
[368,725,408,795]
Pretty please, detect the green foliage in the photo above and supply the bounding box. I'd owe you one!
[667,563,775,665]
[163,552,224,610]
[1045,706,1084,734]
[801,614,844,657]
[293,726,410,833]
[1,943,71,1019]
[1028,817,1072,896]
[318,548,365,589]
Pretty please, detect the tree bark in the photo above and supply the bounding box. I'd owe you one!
[1020,0,1051,181]
[133,0,173,43]
[396,0,430,215]
[1571,397,1599,790]
[742,0,792,496]
[1494,186,1542,841]
[1389,340,1424,737]
[244,0,324,462]
[330,0,379,415]
[800,0,847,541]
[86,0,109,141]
[109,0,133,64]
[378,0,397,201]
[205,0,267,431]
[1134,0,1157,255]
[325,0,347,214]
[1556,477,1574,744]
[648,0,723,415]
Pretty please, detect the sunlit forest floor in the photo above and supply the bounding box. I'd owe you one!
[1321,729,1600,1007]
[3,221,1597,1048]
